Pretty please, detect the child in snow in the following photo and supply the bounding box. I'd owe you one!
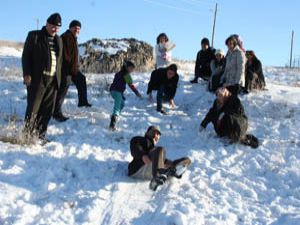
[147,64,179,115]
[109,61,142,130]
[155,33,176,69]
[128,126,191,190]
[208,49,226,92]
[199,87,259,148]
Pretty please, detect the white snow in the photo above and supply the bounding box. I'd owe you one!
[90,40,130,55]
[0,49,300,225]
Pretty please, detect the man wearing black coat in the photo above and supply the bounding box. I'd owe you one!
[147,64,179,115]
[22,13,63,143]
[53,20,92,122]
[200,87,248,142]
[191,38,215,83]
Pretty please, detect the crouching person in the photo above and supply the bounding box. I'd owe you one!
[128,126,191,191]
[200,87,259,148]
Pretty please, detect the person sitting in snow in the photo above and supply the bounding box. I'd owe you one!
[147,64,179,115]
[128,126,191,190]
[244,50,266,93]
[199,87,259,148]
[109,61,142,131]
[155,33,176,69]
[208,49,226,92]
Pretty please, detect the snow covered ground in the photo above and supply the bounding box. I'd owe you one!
[0,52,300,225]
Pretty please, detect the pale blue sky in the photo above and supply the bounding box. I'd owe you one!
[1,0,299,66]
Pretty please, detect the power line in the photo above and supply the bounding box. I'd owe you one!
[143,0,205,15]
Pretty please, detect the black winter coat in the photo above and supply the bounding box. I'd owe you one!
[22,27,63,88]
[147,68,179,100]
[195,47,215,79]
[128,135,155,176]
[201,96,248,141]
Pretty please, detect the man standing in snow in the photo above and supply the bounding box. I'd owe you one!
[22,13,63,144]
[53,20,92,122]
[128,126,191,190]
[147,64,179,115]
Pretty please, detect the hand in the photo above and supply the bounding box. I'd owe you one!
[169,99,175,108]
[23,75,31,86]
[199,126,205,133]
[148,94,153,102]
[142,155,152,165]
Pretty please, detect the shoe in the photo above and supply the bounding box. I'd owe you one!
[149,173,168,191]
[53,113,69,122]
[78,102,92,107]
[157,109,168,115]
[109,115,117,131]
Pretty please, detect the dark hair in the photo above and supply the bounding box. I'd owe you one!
[246,50,256,57]
[156,33,169,44]
[201,38,210,46]
[225,35,238,46]
[69,20,81,29]
[167,64,178,73]
[121,60,135,72]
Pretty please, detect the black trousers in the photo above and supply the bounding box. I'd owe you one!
[24,76,57,138]
[54,71,88,114]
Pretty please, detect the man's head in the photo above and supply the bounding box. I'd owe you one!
[145,126,161,145]
[69,20,81,37]
[201,38,210,50]
[166,64,177,79]
[46,13,61,37]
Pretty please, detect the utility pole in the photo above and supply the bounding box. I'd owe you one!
[211,3,218,48]
[289,30,294,68]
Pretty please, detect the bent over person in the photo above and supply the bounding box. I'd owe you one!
[128,126,191,190]
[22,13,63,144]
[200,87,259,148]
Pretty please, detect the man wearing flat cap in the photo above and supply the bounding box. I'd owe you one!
[53,19,92,122]
[22,12,63,144]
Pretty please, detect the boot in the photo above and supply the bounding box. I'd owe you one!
[109,115,117,131]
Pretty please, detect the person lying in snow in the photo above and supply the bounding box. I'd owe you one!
[199,87,259,148]
[109,61,142,131]
[147,64,179,115]
[128,126,191,190]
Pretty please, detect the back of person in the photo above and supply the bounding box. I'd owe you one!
[110,70,127,93]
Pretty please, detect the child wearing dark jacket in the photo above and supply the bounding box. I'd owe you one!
[109,61,142,130]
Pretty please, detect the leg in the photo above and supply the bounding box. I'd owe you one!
[148,147,166,178]
[156,85,164,112]
[72,71,90,106]
[111,91,124,116]
[53,75,70,116]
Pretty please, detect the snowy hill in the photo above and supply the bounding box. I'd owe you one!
[0,47,300,225]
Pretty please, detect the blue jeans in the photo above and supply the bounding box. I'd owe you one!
[111,91,125,116]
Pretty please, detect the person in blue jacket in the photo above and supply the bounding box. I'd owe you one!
[109,61,142,130]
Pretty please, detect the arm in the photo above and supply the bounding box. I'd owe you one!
[236,51,246,85]
[125,74,141,97]
[201,101,218,128]
[194,51,201,77]
[22,32,34,78]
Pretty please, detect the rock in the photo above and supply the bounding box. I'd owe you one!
[79,38,154,73]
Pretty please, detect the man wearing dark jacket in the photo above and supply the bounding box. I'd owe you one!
[147,64,179,115]
[53,20,92,122]
[22,13,63,144]
[191,38,215,83]
[128,126,191,186]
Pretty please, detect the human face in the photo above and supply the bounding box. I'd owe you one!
[159,36,166,44]
[167,70,176,79]
[201,43,209,50]
[153,132,161,145]
[227,39,235,51]
[127,66,135,73]
[46,23,60,37]
[215,53,223,61]
[70,26,81,37]
[216,88,230,103]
